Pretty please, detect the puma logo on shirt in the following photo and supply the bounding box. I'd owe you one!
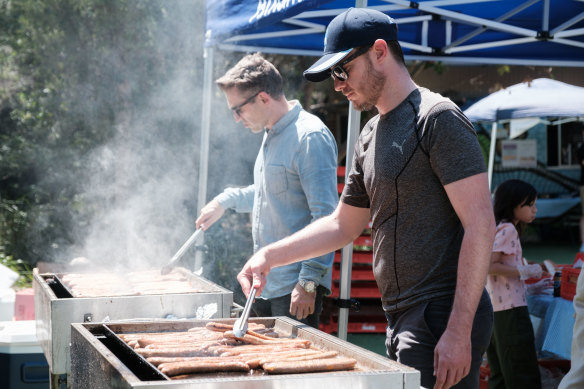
[392,139,406,154]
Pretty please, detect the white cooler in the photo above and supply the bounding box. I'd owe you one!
[0,320,49,388]
[0,288,16,321]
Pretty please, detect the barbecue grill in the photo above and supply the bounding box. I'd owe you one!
[70,317,420,388]
[33,267,234,388]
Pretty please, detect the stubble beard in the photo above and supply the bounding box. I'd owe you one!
[352,58,385,112]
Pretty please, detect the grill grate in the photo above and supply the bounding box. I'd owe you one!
[45,275,73,299]
[93,324,167,381]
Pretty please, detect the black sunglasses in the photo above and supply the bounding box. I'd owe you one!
[330,46,371,82]
[231,91,261,116]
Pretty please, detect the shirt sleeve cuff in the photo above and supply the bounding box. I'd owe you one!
[298,261,330,284]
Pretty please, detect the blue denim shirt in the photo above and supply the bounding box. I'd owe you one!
[215,101,338,298]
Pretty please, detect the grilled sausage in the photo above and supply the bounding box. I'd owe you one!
[223,330,312,347]
[204,322,266,333]
[159,360,250,376]
[147,356,243,367]
[259,350,338,366]
[134,347,213,358]
[262,357,357,374]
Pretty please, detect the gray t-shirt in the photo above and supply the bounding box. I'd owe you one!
[341,87,486,313]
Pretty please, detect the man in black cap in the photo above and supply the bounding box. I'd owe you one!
[237,8,495,389]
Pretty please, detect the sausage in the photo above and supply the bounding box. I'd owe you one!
[223,331,312,347]
[137,335,222,348]
[262,357,357,374]
[246,329,280,340]
[159,360,250,376]
[205,322,233,332]
[147,356,243,367]
[143,342,221,350]
[218,343,307,356]
[243,349,329,368]
[126,340,139,348]
[134,347,213,358]
[229,348,319,365]
[259,350,338,366]
[204,322,266,333]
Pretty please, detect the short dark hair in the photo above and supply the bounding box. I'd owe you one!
[215,53,284,99]
[387,40,406,67]
[493,179,537,235]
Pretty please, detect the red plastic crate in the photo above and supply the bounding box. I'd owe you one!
[319,300,387,333]
[332,263,375,281]
[334,251,373,264]
[561,266,581,301]
[319,319,387,333]
[353,235,373,250]
[330,281,381,298]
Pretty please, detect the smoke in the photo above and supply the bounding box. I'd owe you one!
[46,2,263,274]
[63,71,199,270]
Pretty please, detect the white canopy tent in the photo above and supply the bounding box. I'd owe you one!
[463,78,584,189]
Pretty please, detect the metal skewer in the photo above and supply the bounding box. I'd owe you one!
[161,227,204,275]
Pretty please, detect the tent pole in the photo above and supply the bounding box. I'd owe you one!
[488,122,498,190]
[337,0,367,342]
[194,46,214,272]
[338,101,360,341]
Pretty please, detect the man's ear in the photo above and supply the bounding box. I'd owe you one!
[371,39,389,63]
[258,91,270,104]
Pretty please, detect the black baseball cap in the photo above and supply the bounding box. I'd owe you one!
[303,8,398,82]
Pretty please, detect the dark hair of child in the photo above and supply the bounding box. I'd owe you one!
[493,179,537,236]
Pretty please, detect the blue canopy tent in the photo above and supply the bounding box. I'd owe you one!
[200,0,584,339]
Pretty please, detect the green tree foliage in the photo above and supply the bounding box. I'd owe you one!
[0,0,205,265]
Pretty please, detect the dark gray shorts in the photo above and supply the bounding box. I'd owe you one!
[385,290,493,389]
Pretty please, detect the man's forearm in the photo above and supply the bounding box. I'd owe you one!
[263,215,352,269]
[263,202,370,270]
[447,225,494,334]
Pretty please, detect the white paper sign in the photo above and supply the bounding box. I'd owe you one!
[501,139,537,167]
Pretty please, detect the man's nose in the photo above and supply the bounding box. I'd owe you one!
[333,77,345,91]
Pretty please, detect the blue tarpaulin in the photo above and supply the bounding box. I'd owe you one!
[206,0,584,67]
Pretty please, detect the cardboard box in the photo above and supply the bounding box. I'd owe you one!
[14,288,35,321]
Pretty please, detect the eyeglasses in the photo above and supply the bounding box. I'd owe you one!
[331,46,371,82]
[231,91,260,116]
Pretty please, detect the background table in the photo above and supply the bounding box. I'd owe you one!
[529,296,576,359]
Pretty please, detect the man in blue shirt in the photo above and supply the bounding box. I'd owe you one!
[196,53,338,328]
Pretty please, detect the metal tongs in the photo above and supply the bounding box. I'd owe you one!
[161,227,204,275]
[233,287,257,338]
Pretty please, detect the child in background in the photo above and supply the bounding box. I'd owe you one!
[487,179,543,389]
